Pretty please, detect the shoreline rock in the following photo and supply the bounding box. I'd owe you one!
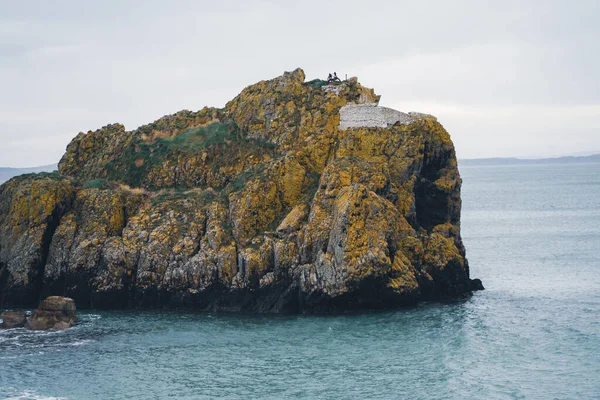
[0,311,27,329]
[26,296,77,330]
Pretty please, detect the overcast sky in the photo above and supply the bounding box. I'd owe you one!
[1,0,599,167]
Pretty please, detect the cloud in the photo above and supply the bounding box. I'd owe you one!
[0,0,598,166]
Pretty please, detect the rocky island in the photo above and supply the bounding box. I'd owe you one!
[0,69,482,313]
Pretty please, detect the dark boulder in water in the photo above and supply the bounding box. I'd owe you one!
[0,311,27,328]
[26,296,77,330]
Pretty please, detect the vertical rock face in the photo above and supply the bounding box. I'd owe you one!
[0,175,75,307]
[0,69,481,312]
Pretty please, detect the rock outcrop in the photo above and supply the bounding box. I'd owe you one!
[26,296,77,330]
[0,69,482,312]
[0,311,27,328]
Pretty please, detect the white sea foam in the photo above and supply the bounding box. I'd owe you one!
[4,390,67,400]
[85,314,101,321]
[70,339,92,347]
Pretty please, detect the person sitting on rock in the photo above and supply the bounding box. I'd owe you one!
[333,72,341,82]
[327,73,333,83]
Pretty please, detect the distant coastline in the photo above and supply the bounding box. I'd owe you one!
[0,164,57,184]
[459,154,600,166]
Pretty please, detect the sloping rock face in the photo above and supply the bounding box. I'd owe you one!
[0,69,481,312]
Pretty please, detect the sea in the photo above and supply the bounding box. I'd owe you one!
[1,163,599,399]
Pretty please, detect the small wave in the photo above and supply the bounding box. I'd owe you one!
[12,329,68,338]
[84,314,101,321]
[3,390,67,400]
[70,339,92,347]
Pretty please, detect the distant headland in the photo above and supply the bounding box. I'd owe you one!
[0,164,57,185]
[460,154,600,167]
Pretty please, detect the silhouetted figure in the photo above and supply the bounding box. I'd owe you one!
[333,72,341,82]
[327,73,333,83]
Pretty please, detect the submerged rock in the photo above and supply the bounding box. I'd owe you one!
[0,69,482,312]
[0,311,27,329]
[26,296,77,330]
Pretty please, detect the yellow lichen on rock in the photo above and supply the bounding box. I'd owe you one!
[422,232,465,272]
[277,203,309,234]
[388,251,419,293]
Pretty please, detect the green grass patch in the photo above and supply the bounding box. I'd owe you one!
[104,119,278,189]
[230,170,254,192]
[155,120,241,155]
[305,79,328,90]
[18,171,62,182]
[82,178,108,189]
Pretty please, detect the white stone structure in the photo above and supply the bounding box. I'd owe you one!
[339,104,417,130]
[321,84,342,95]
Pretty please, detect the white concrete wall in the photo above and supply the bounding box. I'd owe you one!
[339,104,414,130]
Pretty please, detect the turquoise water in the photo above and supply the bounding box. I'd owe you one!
[1,163,599,399]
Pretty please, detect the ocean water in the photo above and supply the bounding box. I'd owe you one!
[1,163,599,399]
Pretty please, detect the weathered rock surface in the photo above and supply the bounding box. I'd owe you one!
[0,311,27,328]
[26,296,77,330]
[0,69,482,312]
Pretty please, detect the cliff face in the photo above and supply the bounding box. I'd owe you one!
[0,69,481,312]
